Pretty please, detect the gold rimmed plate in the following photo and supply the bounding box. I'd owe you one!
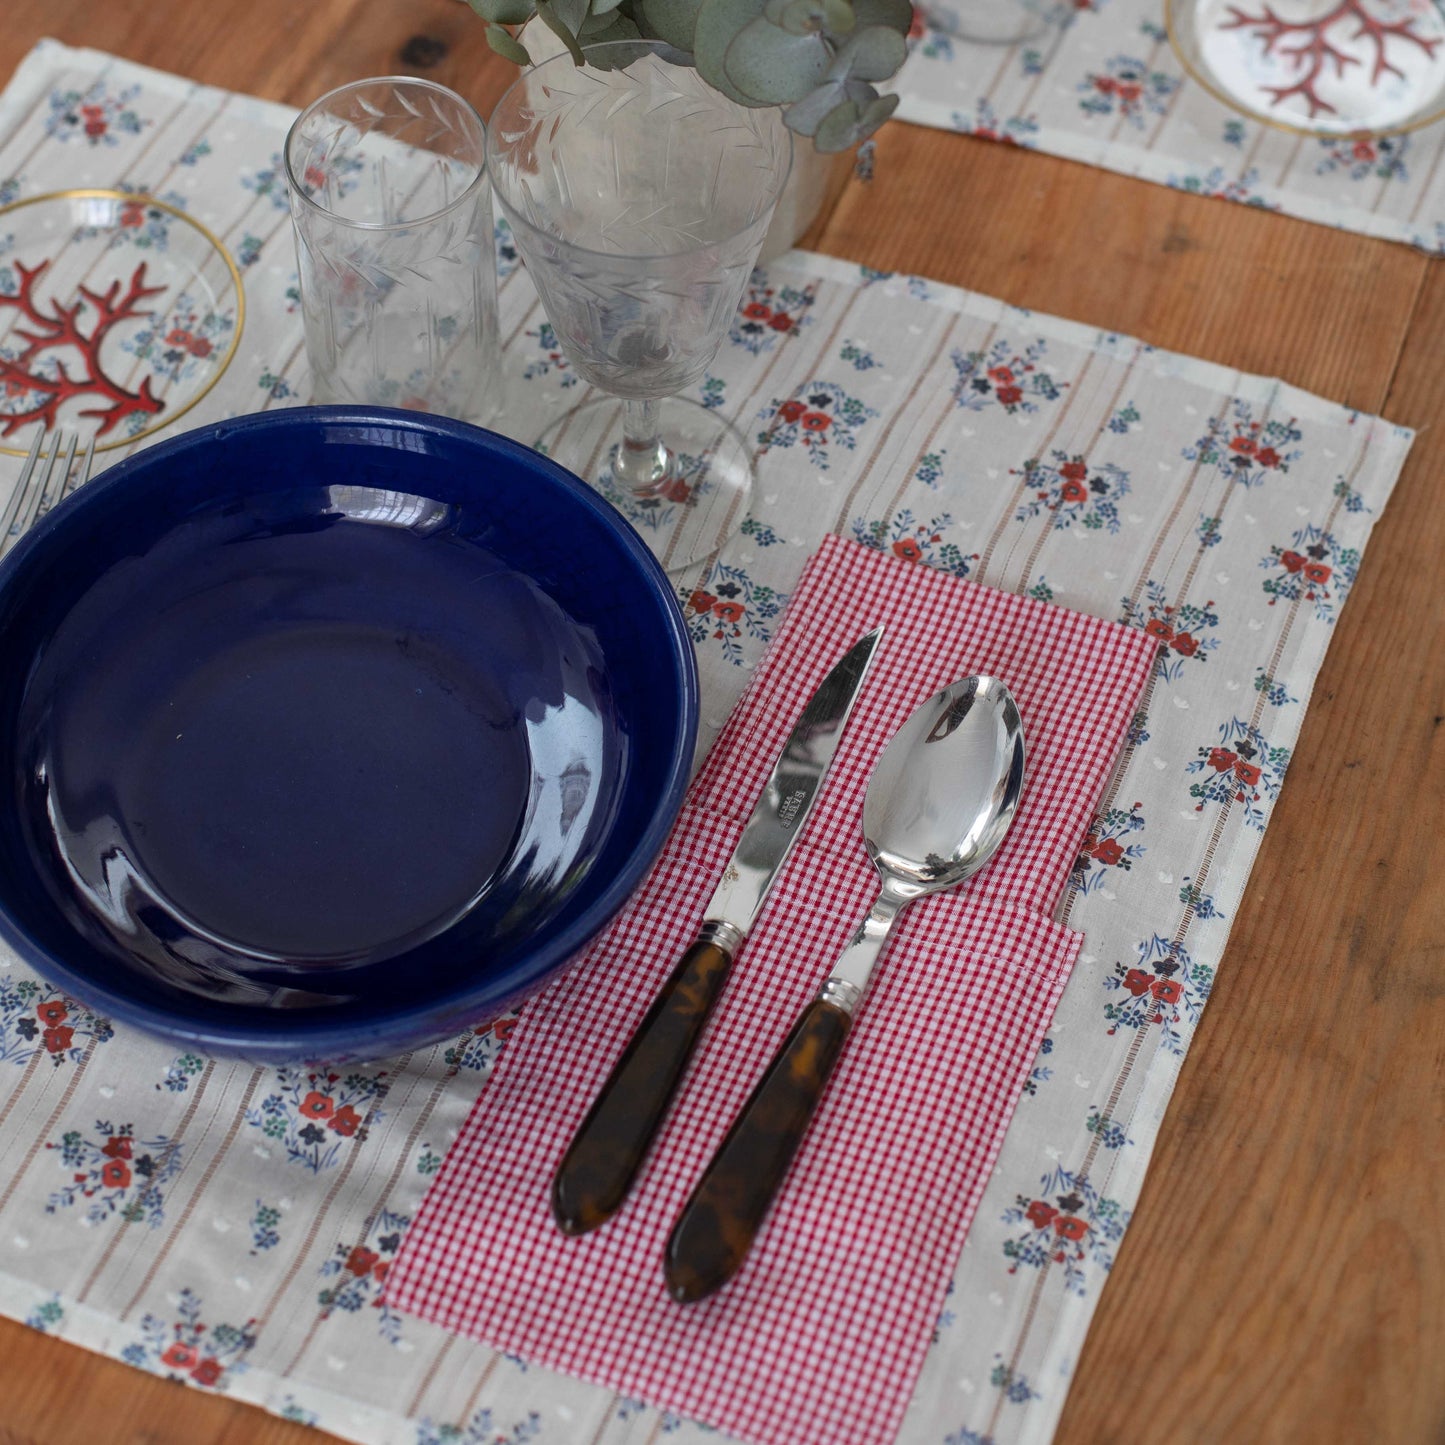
[1167,0,1445,139]
[0,189,244,456]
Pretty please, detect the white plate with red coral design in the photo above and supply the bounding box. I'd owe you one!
[1168,0,1445,138]
[0,189,243,455]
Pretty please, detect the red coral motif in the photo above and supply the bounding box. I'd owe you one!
[0,258,167,437]
[1220,2,1442,119]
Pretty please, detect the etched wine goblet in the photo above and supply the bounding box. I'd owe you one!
[487,40,793,572]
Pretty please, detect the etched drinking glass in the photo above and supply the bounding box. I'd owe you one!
[487,41,793,572]
[285,78,501,421]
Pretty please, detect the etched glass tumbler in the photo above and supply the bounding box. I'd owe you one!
[487,41,793,571]
[285,78,500,421]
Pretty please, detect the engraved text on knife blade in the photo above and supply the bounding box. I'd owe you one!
[702,627,882,935]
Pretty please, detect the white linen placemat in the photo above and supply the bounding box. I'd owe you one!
[895,0,1445,254]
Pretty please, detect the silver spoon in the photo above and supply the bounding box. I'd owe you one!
[664,674,1026,1303]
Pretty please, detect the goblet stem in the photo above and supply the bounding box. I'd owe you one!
[613,398,673,497]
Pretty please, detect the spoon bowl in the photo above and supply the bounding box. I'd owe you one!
[865,674,1026,899]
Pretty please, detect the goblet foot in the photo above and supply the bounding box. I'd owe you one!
[536,396,754,574]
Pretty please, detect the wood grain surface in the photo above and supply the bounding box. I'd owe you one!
[0,2,1439,1442]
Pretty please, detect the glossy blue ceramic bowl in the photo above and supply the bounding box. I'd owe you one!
[0,408,698,1062]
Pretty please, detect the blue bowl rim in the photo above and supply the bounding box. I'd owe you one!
[0,405,700,1058]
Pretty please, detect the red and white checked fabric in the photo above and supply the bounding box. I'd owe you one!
[387,536,1158,1445]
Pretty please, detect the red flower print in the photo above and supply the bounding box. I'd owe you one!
[37,1000,68,1026]
[1059,478,1088,504]
[1229,435,1256,455]
[1280,550,1305,573]
[188,336,213,359]
[304,163,327,191]
[1255,447,1280,468]
[660,476,691,504]
[1208,747,1237,772]
[43,1025,73,1054]
[166,327,192,347]
[1092,837,1124,866]
[100,1159,131,1189]
[1152,979,1183,1004]
[1303,562,1332,585]
[1170,631,1198,656]
[688,590,717,615]
[162,1342,199,1371]
[1059,459,1087,483]
[328,1104,363,1137]
[712,601,745,624]
[1054,1215,1089,1241]
[742,301,771,320]
[988,365,1016,385]
[1234,760,1262,787]
[299,1091,334,1120]
[996,385,1023,405]
[1025,1200,1056,1229]
[1144,618,1173,641]
[800,410,831,432]
[372,1261,390,1285]
[892,537,923,562]
[1352,141,1376,161]
[1116,81,1142,103]
[777,399,806,424]
[1094,75,1117,94]
[190,1358,223,1387]
[768,312,793,331]
[102,1135,133,1159]
[346,1246,379,1277]
[1123,968,1153,996]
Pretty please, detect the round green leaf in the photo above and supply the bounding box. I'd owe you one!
[535,0,587,62]
[780,77,842,135]
[692,0,769,103]
[832,24,906,80]
[851,0,911,32]
[762,0,855,35]
[467,0,539,27]
[639,0,706,47]
[485,22,534,63]
[580,9,642,39]
[813,86,897,149]
[723,17,830,102]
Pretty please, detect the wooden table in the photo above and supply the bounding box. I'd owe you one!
[0,3,1439,1442]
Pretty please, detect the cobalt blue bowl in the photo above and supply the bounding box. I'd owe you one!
[0,408,698,1062]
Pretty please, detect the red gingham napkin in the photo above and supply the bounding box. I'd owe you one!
[387,536,1157,1445]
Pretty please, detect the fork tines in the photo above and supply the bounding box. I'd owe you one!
[0,430,97,557]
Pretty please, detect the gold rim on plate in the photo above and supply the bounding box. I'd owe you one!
[0,188,246,457]
[1164,0,1445,141]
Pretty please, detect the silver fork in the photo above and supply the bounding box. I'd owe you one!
[0,430,96,558]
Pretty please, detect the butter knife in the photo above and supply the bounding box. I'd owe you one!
[551,625,885,1236]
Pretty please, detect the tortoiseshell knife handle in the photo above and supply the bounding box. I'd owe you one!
[663,996,852,1303]
[552,932,737,1237]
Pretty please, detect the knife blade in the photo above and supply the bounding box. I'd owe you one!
[551,625,884,1236]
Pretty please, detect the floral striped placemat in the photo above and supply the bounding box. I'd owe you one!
[0,38,1414,1445]
[895,0,1445,253]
